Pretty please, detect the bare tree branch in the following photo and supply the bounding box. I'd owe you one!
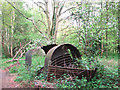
[32,20,49,40]
[11,40,31,61]
[38,1,45,5]
[60,25,69,32]
[31,0,47,15]
[58,2,65,16]
[58,16,70,23]
[32,0,51,35]
[60,7,75,16]
[38,19,47,27]
[6,0,32,21]
[5,0,49,41]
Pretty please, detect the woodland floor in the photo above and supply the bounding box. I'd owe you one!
[0,69,19,89]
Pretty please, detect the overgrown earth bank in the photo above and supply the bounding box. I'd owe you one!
[1,55,119,89]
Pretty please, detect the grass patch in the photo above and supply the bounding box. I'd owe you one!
[13,56,45,82]
[1,56,45,84]
[97,53,118,69]
[1,58,16,69]
[99,53,118,61]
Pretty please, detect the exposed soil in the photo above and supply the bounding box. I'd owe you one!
[0,69,19,89]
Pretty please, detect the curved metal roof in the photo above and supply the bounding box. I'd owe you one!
[43,43,82,75]
[51,44,81,60]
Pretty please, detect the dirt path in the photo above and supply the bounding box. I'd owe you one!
[0,69,19,89]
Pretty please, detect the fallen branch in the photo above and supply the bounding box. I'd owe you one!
[3,59,24,64]
[3,50,25,64]
[5,62,20,71]
[3,46,43,64]
[12,41,31,61]
[3,41,31,64]
[17,50,25,60]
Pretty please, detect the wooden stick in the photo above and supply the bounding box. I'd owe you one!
[3,41,31,64]
[12,41,31,61]
[3,59,24,64]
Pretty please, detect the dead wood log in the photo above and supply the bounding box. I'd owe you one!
[4,50,26,64]
[12,41,31,60]
[3,41,31,64]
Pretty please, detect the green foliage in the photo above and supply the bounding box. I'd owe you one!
[56,60,119,89]
[1,1,119,89]
[8,56,45,83]
[2,1,47,58]
[14,64,37,82]
[56,75,87,88]
[65,1,119,57]
[1,58,16,69]
[2,52,118,89]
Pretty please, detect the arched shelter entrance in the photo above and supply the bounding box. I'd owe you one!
[43,44,82,77]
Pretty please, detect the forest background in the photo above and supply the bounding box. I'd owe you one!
[0,0,119,88]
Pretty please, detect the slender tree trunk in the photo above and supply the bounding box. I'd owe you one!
[2,10,11,57]
[0,4,2,59]
[101,2,104,58]
[45,0,51,38]
[2,34,4,49]
[101,36,104,57]
[53,4,59,43]
[118,1,120,54]
[106,1,108,58]
[6,29,10,56]
[2,13,5,50]
[10,7,15,57]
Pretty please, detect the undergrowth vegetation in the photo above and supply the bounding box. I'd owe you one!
[1,54,119,88]
[55,61,119,88]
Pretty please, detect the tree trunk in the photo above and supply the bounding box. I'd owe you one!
[106,1,108,58]
[118,1,120,54]
[2,13,5,51]
[10,6,15,57]
[53,3,59,43]
[45,0,51,38]
[101,2,103,58]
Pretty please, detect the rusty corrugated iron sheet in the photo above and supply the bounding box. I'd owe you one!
[36,43,97,81]
[43,44,83,79]
[41,44,57,54]
[47,65,97,81]
[43,44,82,74]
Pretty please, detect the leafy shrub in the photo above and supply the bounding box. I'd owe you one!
[56,60,119,89]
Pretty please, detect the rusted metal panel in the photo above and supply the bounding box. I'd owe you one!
[43,45,59,78]
[36,43,97,82]
[25,49,33,67]
[47,66,97,82]
[25,44,56,68]
[43,44,82,73]
[51,54,72,67]
[43,44,83,80]
[41,44,57,54]
[51,44,82,60]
